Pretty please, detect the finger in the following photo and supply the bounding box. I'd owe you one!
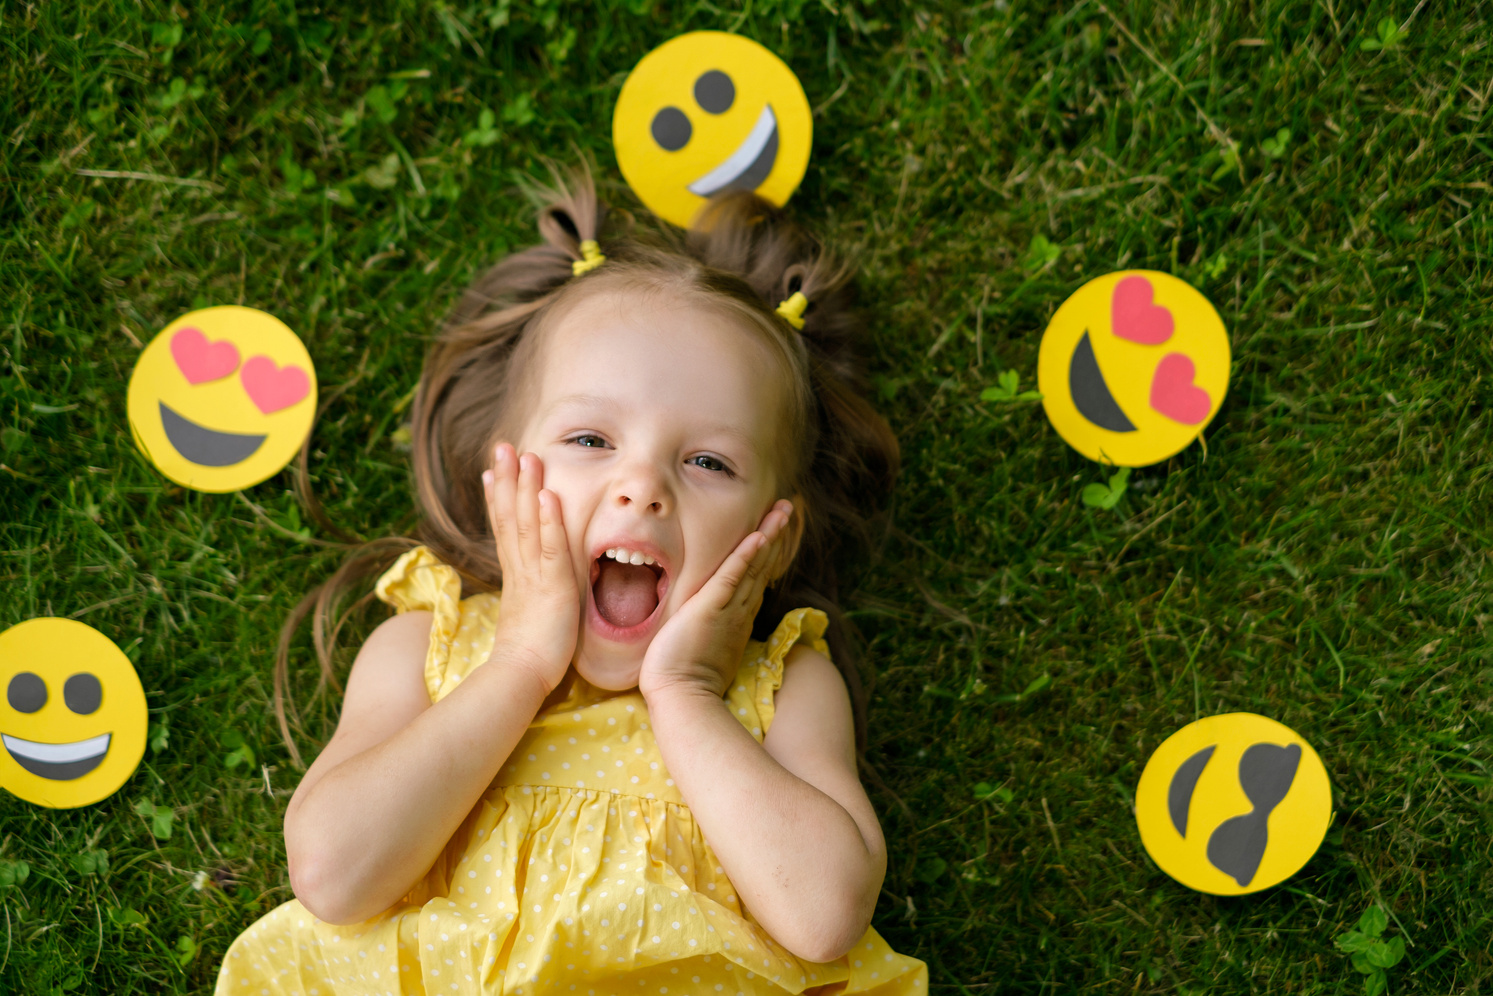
[740,500,793,593]
[704,531,769,611]
[758,501,794,579]
[754,499,793,537]
[515,451,543,566]
[536,488,570,566]
[483,470,495,533]
[488,443,519,567]
[732,531,778,607]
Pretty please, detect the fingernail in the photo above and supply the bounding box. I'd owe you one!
[482,470,493,486]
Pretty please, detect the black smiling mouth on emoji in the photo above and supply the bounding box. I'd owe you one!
[159,401,266,467]
[687,105,780,197]
[2,731,111,780]
[1069,330,1137,433]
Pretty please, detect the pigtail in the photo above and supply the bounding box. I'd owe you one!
[534,162,606,261]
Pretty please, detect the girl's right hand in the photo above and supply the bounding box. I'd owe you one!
[484,444,580,693]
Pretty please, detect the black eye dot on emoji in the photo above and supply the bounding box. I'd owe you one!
[1206,742,1303,887]
[694,70,735,114]
[7,671,46,713]
[64,673,103,715]
[651,106,692,151]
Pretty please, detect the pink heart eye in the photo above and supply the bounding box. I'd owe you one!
[1149,353,1212,425]
[1111,276,1175,345]
[240,356,311,414]
[170,327,241,384]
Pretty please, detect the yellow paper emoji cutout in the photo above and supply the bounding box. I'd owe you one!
[1038,270,1230,467]
[127,306,317,493]
[0,618,148,809]
[1135,713,1331,895]
[613,31,812,228]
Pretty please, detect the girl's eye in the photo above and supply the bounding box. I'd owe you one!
[688,455,734,477]
[570,434,608,448]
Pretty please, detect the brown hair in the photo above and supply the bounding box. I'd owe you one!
[275,165,899,766]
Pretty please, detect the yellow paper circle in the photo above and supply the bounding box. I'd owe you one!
[613,31,812,228]
[1037,270,1230,467]
[0,618,148,808]
[1135,713,1331,895]
[127,306,317,492]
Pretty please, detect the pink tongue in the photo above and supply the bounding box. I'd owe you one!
[595,559,659,629]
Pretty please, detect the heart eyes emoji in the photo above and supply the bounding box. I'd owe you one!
[127,305,319,492]
[1036,270,1230,467]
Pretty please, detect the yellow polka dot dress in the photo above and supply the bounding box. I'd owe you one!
[216,546,927,996]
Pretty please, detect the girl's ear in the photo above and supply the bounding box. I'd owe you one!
[767,494,807,583]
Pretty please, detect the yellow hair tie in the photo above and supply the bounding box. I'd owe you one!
[775,290,808,330]
[572,239,606,276]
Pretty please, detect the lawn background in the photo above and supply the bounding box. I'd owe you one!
[2,0,1491,992]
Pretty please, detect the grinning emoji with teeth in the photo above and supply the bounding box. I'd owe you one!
[1037,270,1231,467]
[0,618,147,809]
[127,306,317,493]
[613,31,812,228]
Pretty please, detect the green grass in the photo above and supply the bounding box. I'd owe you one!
[2,0,1490,992]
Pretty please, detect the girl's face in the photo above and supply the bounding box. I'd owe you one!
[511,287,795,690]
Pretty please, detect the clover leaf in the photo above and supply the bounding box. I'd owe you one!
[980,369,1043,404]
[1336,906,1405,995]
[1082,466,1131,510]
[1361,17,1408,52]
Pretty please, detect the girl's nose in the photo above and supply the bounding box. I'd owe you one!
[614,462,672,515]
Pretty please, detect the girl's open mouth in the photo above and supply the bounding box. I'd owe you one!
[588,548,669,643]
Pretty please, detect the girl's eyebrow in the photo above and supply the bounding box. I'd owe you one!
[544,392,762,458]
[544,392,622,418]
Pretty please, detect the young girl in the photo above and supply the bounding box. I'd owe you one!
[216,169,928,995]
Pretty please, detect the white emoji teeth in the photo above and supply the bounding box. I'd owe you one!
[688,104,779,196]
[603,548,656,566]
[1,732,112,764]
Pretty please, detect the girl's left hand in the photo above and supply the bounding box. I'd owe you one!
[638,500,795,702]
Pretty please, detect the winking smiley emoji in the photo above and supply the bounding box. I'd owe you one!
[613,31,812,228]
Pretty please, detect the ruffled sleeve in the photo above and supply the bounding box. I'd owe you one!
[374,545,464,702]
[726,607,831,741]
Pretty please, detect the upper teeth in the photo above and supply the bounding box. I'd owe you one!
[605,547,656,566]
